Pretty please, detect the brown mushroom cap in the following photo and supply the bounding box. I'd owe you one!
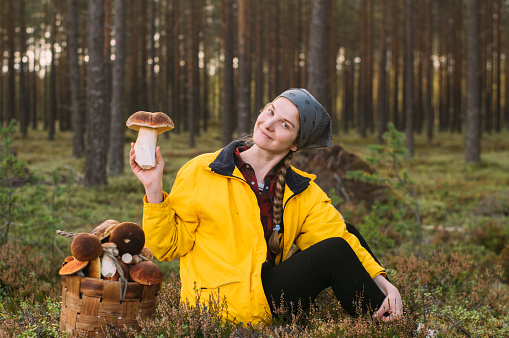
[91,219,120,242]
[71,233,104,261]
[129,261,163,285]
[59,258,89,275]
[126,111,174,134]
[109,222,145,255]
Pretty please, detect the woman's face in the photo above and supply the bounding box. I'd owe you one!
[253,97,300,155]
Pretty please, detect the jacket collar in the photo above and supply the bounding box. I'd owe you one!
[208,140,311,196]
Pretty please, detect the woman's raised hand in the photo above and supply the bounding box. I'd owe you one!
[130,142,165,203]
[372,275,403,322]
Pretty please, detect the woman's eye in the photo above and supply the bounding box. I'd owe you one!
[282,122,289,129]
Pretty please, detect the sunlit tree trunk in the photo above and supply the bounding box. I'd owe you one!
[222,0,234,145]
[465,0,481,163]
[404,0,414,157]
[140,3,148,110]
[484,0,493,134]
[104,0,112,129]
[67,0,85,157]
[108,0,126,176]
[85,0,108,186]
[186,0,199,147]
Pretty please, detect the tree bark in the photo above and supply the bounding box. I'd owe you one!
[68,0,85,157]
[424,0,434,144]
[186,0,199,147]
[391,0,400,130]
[85,0,108,186]
[48,0,57,140]
[377,0,387,145]
[465,0,481,163]
[19,0,29,137]
[254,0,264,111]
[6,0,16,124]
[129,0,139,111]
[221,0,234,145]
[108,0,126,176]
[237,0,251,136]
[307,0,332,120]
[452,0,462,133]
[404,0,414,157]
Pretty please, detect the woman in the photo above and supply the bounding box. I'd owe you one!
[130,88,402,326]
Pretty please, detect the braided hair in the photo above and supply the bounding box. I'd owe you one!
[267,150,295,254]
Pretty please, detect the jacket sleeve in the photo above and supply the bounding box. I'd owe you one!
[142,164,199,262]
[294,187,386,279]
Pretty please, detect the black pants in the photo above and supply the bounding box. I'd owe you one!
[261,224,386,317]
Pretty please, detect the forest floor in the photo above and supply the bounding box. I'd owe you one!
[1,124,508,337]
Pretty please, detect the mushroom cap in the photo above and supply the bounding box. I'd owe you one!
[84,257,102,278]
[71,233,104,261]
[62,255,75,266]
[126,111,174,134]
[109,222,145,255]
[59,258,89,275]
[91,219,120,242]
[129,261,163,285]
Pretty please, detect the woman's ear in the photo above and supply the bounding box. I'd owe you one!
[290,144,298,152]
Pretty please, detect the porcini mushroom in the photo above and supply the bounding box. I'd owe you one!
[71,233,104,262]
[129,261,163,285]
[109,222,145,255]
[126,111,174,169]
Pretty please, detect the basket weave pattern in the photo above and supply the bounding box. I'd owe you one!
[60,275,160,337]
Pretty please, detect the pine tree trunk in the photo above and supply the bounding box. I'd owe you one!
[358,0,367,137]
[108,0,126,176]
[307,0,332,118]
[0,0,3,126]
[186,0,199,147]
[404,0,414,157]
[129,0,139,111]
[391,0,400,129]
[48,0,57,140]
[172,0,181,133]
[494,0,501,132]
[377,0,387,145]
[465,0,481,163]
[140,3,148,110]
[254,0,264,111]
[237,0,251,136]
[424,0,434,144]
[6,0,16,124]
[452,0,462,133]
[19,0,29,137]
[68,0,85,157]
[222,0,234,145]
[85,0,108,186]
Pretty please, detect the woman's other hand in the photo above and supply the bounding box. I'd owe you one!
[373,275,403,322]
[130,142,165,203]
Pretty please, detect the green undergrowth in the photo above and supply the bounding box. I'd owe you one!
[1,124,508,337]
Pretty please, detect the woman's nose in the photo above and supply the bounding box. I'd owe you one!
[264,116,276,129]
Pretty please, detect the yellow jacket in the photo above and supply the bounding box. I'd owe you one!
[142,141,385,326]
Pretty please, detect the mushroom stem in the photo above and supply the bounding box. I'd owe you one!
[134,127,159,169]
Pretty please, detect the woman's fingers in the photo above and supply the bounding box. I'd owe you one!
[373,297,402,322]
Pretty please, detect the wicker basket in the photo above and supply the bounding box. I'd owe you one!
[60,275,161,337]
